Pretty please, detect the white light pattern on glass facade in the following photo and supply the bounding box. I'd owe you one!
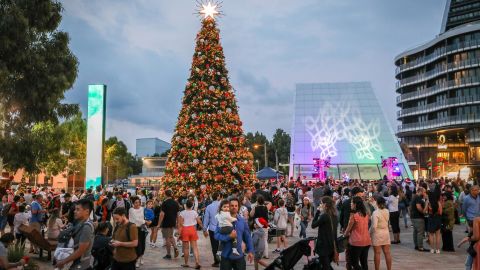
[289,82,412,179]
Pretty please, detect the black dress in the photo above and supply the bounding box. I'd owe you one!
[311,210,338,269]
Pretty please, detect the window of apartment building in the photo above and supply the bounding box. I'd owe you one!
[451,2,480,13]
[436,94,447,103]
[418,115,428,122]
[437,110,448,119]
[417,99,426,107]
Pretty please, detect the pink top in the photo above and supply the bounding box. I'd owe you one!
[348,213,372,247]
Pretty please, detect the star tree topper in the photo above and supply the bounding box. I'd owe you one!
[197,1,223,20]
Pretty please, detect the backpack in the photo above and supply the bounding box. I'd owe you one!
[57,221,94,248]
[91,235,113,270]
[274,208,288,229]
[1,203,11,217]
[113,222,134,242]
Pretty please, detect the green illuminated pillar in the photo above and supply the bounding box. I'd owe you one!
[85,85,107,189]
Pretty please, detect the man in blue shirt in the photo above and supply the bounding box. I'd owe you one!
[30,195,46,253]
[203,192,222,267]
[462,185,480,228]
[215,197,254,270]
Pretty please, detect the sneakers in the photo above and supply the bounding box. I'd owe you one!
[273,249,281,253]
[136,260,141,268]
[232,248,240,256]
[163,254,172,260]
[140,258,144,265]
[430,249,435,254]
[435,249,440,254]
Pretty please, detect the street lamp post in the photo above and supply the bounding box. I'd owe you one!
[254,143,269,168]
[255,160,259,172]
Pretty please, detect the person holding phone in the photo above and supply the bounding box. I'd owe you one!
[111,207,138,270]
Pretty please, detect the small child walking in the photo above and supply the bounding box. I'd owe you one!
[216,200,240,256]
[253,218,269,270]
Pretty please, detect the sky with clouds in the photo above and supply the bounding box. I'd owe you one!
[59,0,447,153]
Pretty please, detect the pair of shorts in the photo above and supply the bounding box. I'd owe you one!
[162,227,174,238]
[254,251,264,260]
[180,226,198,241]
[276,229,286,237]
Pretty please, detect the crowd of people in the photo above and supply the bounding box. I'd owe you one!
[0,176,476,269]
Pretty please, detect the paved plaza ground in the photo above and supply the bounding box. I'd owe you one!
[30,220,469,269]
[138,223,467,270]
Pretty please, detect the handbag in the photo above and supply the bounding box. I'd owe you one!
[468,241,477,258]
[328,215,340,265]
[335,235,348,253]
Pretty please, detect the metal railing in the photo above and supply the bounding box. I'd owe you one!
[396,58,480,88]
[396,39,480,74]
[398,113,480,133]
[397,95,480,118]
[396,76,480,103]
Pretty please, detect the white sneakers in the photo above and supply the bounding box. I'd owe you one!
[430,249,441,254]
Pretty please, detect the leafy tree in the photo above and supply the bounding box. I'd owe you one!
[0,0,78,173]
[271,129,291,174]
[127,155,142,176]
[60,113,87,177]
[245,129,291,173]
[245,132,269,170]
[159,149,170,157]
[104,137,138,181]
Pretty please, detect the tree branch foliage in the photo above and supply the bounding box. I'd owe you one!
[0,0,79,174]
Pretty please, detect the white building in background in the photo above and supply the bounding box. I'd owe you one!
[289,82,412,180]
[136,138,171,158]
[128,157,167,187]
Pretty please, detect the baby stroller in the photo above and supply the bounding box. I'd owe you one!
[265,237,316,270]
[267,222,277,243]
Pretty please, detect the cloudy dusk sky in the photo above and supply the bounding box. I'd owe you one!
[59,0,446,153]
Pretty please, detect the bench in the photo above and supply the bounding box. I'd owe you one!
[19,224,57,260]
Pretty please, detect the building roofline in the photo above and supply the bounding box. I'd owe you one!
[394,21,480,62]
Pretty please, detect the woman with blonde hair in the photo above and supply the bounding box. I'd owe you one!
[370,197,392,270]
[47,209,64,241]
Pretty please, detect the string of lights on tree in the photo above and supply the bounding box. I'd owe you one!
[162,2,256,194]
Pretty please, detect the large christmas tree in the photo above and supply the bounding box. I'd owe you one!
[163,4,255,195]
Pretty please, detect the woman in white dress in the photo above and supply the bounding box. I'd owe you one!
[370,197,392,270]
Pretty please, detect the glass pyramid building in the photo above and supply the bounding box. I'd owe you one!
[289,82,412,181]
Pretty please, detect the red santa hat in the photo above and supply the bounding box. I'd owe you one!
[255,217,268,229]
